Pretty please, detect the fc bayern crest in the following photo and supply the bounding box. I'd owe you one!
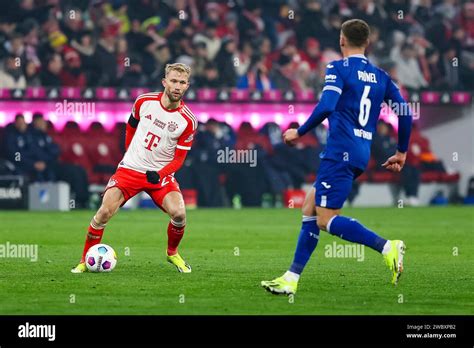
[167,121,178,132]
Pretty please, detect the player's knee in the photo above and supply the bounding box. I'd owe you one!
[169,209,186,224]
[301,188,316,216]
[317,218,328,231]
[301,198,315,217]
[302,205,316,217]
[97,205,114,223]
[317,213,339,233]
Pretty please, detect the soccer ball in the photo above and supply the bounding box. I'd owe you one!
[85,244,117,272]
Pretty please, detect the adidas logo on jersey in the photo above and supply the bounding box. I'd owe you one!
[145,114,152,120]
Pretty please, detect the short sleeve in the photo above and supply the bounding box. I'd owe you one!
[384,75,402,103]
[176,122,196,151]
[322,62,344,95]
[131,93,158,120]
[177,105,197,151]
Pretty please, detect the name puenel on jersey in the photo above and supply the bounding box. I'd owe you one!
[357,71,377,83]
[316,55,410,169]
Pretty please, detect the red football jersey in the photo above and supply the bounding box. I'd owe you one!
[119,92,197,173]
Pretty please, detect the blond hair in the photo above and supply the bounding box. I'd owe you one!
[165,63,192,77]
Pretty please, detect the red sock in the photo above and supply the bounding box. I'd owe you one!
[167,220,185,256]
[80,218,105,263]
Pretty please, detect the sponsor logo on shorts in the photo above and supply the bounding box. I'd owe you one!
[107,178,118,188]
[321,182,331,189]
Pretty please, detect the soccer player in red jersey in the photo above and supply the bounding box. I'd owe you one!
[72,63,197,273]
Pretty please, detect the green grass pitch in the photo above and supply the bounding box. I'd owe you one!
[0,207,473,315]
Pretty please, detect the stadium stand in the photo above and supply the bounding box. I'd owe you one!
[0,0,471,208]
[1,0,473,91]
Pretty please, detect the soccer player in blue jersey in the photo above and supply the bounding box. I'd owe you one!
[261,19,412,295]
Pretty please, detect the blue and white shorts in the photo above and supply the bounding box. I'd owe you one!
[314,159,363,209]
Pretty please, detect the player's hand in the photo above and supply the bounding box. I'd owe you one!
[146,171,160,184]
[283,128,299,146]
[382,151,407,172]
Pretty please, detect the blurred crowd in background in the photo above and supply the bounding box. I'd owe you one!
[1,0,474,92]
[0,0,469,208]
[0,113,454,208]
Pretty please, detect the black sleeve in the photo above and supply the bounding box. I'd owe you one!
[128,114,139,128]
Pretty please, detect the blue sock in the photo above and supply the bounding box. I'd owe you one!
[289,216,320,275]
[327,216,387,253]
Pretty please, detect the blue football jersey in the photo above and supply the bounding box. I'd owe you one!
[318,54,404,170]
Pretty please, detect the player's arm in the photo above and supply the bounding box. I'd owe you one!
[125,114,138,151]
[125,99,141,151]
[381,79,413,172]
[283,63,343,144]
[145,122,196,184]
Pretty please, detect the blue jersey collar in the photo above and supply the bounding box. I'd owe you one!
[347,54,367,59]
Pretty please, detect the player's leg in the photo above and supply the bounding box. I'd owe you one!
[261,187,319,295]
[288,187,320,276]
[162,191,191,273]
[314,158,406,285]
[71,188,125,273]
[316,206,405,285]
[149,183,192,273]
[161,191,186,256]
[316,205,387,253]
[314,159,389,252]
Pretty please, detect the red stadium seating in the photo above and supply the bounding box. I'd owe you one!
[54,121,93,175]
[440,172,460,183]
[371,171,398,183]
[86,123,122,163]
[356,172,369,182]
[283,189,306,208]
[421,171,442,183]
[52,121,122,184]
[182,189,198,209]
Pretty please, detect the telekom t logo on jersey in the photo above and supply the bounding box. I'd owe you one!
[144,131,161,151]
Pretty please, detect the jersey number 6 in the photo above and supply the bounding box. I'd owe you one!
[358,85,371,127]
